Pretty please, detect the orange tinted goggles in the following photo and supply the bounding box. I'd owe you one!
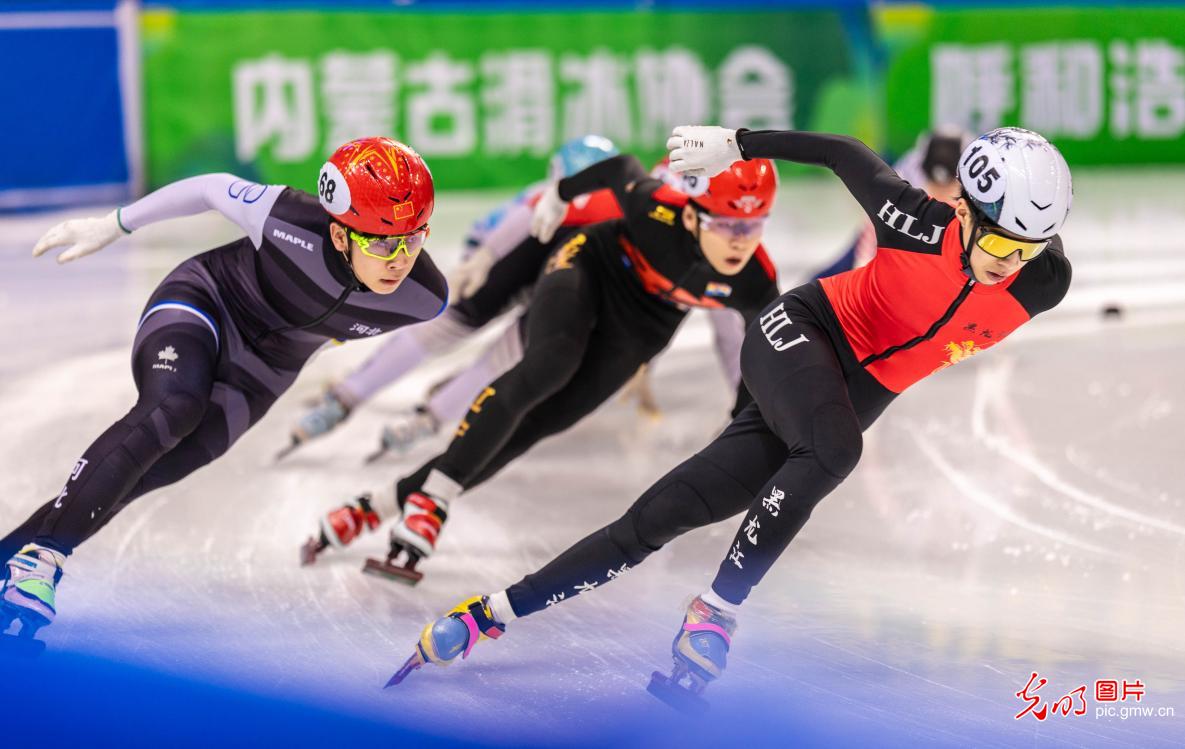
[976,230,1048,262]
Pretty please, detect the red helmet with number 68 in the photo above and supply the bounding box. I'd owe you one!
[688,158,778,219]
[317,137,434,236]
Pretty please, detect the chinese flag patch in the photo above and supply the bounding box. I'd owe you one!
[392,201,415,221]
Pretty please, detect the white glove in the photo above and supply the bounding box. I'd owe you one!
[529,183,569,244]
[666,125,743,178]
[448,246,495,300]
[32,209,127,264]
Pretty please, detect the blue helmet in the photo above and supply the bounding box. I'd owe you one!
[549,135,619,180]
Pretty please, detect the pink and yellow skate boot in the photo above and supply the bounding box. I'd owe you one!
[648,595,738,713]
[385,595,506,687]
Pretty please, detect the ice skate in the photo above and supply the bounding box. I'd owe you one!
[385,595,505,687]
[277,390,351,461]
[362,491,447,585]
[647,595,737,714]
[363,406,439,463]
[0,544,64,658]
[300,494,382,566]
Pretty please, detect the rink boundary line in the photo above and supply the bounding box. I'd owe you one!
[908,428,1120,559]
[970,363,1185,539]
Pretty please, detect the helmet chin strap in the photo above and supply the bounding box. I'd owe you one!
[960,214,977,280]
[333,223,368,291]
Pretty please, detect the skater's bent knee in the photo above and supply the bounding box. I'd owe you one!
[145,390,209,446]
[610,479,713,557]
[604,521,651,565]
[517,335,585,392]
[811,403,862,478]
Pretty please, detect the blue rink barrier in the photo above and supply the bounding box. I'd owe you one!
[4,643,895,749]
[0,2,139,211]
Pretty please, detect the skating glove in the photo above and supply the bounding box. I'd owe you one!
[448,246,495,300]
[32,209,129,264]
[666,126,744,178]
[529,183,568,244]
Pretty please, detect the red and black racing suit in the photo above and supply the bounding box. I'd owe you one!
[398,154,779,501]
[501,131,1071,615]
[449,188,624,329]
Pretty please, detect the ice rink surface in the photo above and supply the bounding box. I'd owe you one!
[2,171,1183,747]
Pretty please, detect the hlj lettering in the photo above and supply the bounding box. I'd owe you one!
[876,200,944,245]
[759,303,809,352]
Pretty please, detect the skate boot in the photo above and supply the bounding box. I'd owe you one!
[276,389,351,461]
[0,544,64,657]
[385,595,506,687]
[364,406,439,463]
[647,595,737,714]
[300,494,382,566]
[362,491,447,585]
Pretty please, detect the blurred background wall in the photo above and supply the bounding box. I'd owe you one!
[3,0,1183,209]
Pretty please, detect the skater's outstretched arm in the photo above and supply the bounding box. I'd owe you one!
[449,200,536,299]
[532,155,647,242]
[475,200,535,262]
[556,154,649,205]
[668,127,938,245]
[119,173,283,248]
[32,173,283,264]
[734,130,909,213]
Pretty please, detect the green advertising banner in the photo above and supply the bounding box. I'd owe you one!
[141,9,875,191]
[879,6,1185,165]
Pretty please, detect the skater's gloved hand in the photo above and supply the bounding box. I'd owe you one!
[32,209,129,264]
[448,247,495,300]
[530,183,568,244]
[666,126,743,178]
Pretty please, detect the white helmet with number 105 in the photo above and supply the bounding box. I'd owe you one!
[957,127,1072,241]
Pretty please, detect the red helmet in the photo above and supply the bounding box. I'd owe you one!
[317,137,434,235]
[690,158,778,218]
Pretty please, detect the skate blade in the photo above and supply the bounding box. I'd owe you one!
[299,535,327,567]
[0,606,48,660]
[363,447,389,465]
[384,649,427,688]
[362,558,423,586]
[0,632,47,659]
[274,439,302,463]
[647,670,710,715]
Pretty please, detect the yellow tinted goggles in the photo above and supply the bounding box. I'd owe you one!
[350,227,429,261]
[976,230,1048,262]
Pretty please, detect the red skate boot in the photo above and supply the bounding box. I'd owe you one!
[300,494,381,566]
[362,491,447,585]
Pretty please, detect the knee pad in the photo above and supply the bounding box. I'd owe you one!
[609,477,714,561]
[157,391,208,445]
[517,334,585,394]
[123,390,208,454]
[811,402,863,479]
